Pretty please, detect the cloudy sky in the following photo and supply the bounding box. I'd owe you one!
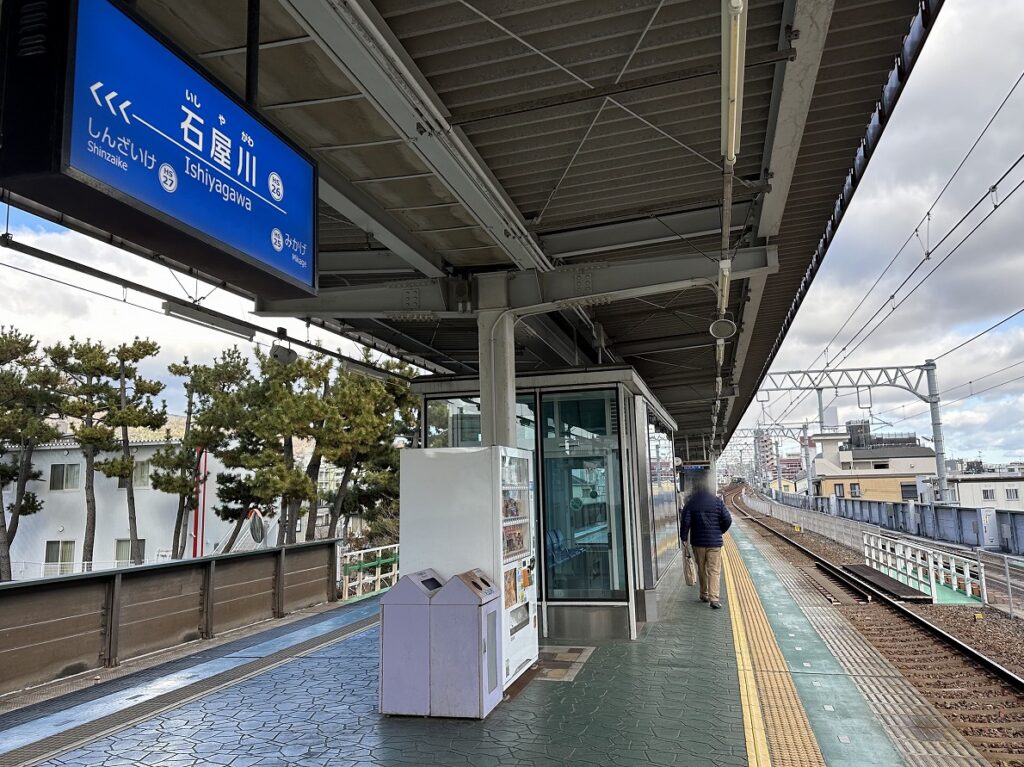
[0,0,1019,459]
[735,0,1024,464]
[0,215,365,419]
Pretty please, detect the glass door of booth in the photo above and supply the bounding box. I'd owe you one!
[541,389,627,602]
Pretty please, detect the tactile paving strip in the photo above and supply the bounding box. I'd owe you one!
[745,524,990,767]
[723,536,827,767]
[0,615,379,767]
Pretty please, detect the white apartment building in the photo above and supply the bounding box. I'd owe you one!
[6,440,236,579]
[947,474,1024,511]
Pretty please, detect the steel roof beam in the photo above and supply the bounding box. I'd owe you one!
[255,278,470,319]
[540,201,752,260]
[280,0,554,274]
[614,333,717,358]
[520,314,597,367]
[256,246,776,320]
[508,246,777,315]
[318,167,447,278]
[757,0,836,239]
[319,250,417,275]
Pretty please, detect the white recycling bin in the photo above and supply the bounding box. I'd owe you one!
[429,568,504,719]
[379,568,446,716]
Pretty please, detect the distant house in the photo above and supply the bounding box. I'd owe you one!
[5,439,236,579]
[811,420,936,503]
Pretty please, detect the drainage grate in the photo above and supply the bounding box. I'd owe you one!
[0,615,378,767]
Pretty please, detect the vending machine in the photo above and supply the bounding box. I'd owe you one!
[400,446,539,688]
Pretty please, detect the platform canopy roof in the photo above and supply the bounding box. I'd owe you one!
[113,0,939,458]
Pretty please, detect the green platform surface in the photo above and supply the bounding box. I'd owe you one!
[729,524,908,767]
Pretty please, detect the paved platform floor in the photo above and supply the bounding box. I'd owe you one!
[0,525,984,767]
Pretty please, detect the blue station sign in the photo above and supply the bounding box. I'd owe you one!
[0,0,318,297]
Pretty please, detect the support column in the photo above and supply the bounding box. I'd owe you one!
[924,359,949,503]
[802,423,813,498]
[477,273,517,447]
[775,437,783,495]
[817,388,825,433]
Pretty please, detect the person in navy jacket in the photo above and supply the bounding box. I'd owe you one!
[679,472,732,609]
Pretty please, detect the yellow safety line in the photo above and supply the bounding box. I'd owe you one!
[723,545,773,767]
[723,536,827,767]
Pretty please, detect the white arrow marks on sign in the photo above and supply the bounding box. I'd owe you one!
[94,87,132,125]
[103,90,120,116]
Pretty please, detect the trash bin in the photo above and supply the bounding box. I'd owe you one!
[430,568,503,718]
[379,568,446,716]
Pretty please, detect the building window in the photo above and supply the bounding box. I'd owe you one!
[115,538,146,567]
[900,483,918,501]
[982,488,996,501]
[873,462,889,470]
[840,462,851,470]
[118,460,151,489]
[1008,488,1021,501]
[49,463,81,490]
[44,540,76,576]
[834,484,844,498]
[850,483,861,498]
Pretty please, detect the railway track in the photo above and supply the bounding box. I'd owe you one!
[724,485,1024,767]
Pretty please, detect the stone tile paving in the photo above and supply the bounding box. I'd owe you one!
[44,565,746,767]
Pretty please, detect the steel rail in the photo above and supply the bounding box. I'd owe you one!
[724,487,1024,696]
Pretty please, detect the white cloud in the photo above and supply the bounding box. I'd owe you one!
[0,225,365,415]
[737,0,1024,463]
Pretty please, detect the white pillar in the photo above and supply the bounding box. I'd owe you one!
[477,273,517,447]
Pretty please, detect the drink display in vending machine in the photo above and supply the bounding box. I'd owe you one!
[500,451,537,684]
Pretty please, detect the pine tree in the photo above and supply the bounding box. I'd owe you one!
[96,339,166,565]
[150,359,207,559]
[0,328,62,580]
[46,339,120,570]
[317,355,417,543]
[173,348,254,554]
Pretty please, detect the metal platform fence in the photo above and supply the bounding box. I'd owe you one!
[338,544,399,603]
[753,491,1024,616]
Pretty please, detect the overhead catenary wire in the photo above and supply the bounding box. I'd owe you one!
[0,234,411,383]
[934,305,1024,362]
[890,370,1024,426]
[787,68,1024,379]
[833,169,1024,366]
[761,70,1024,427]
[874,357,1024,418]
[766,161,1024,429]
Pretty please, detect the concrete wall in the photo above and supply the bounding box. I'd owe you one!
[7,442,235,578]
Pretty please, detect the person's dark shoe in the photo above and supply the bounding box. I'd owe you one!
[700,596,709,603]
[710,601,722,609]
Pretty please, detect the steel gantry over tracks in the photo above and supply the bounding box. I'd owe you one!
[742,361,949,500]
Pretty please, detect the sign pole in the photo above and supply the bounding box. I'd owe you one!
[246,0,261,106]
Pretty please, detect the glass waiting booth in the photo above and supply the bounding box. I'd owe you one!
[412,367,680,639]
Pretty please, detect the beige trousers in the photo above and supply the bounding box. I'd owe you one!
[693,546,723,602]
